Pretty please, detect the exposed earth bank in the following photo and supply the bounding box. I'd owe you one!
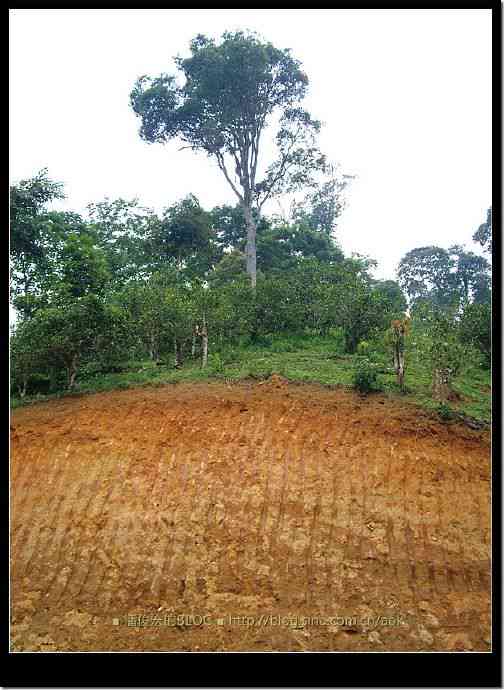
[10,379,491,651]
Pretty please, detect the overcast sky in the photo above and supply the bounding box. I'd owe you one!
[10,8,492,280]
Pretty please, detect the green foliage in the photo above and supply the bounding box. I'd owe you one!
[86,197,159,285]
[208,251,247,288]
[10,170,66,318]
[130,30,309,165]
[120,280,193,360]
[153,195,218,276]
[352,357,382,394]
[473,207,492,255]
[10,167,491,429]
[372,280,407,317]
[437,401,455,422]
[207,353,225,375]
[459,302,491,366]
[11,327,490,425]
[258,223,344,272]
[10,321,46,397]
[130,30,328,284]
[356,340,371,356]
[334,263,391,353]
[424,309,467,380]
[398,246,459,310]
[448,244,490,304]
[58,233,111,298]
[10,296,130,392]
[291,165,351,235]
[10,168,65,260]
[398,244,491,312]
[412,306,472,403]
[270,340,297,353]
[210,204,269,252]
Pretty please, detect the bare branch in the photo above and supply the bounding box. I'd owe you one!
[215,152,244,204]
[256,123,302,211]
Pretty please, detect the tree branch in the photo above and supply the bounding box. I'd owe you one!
[215,152,244,204]
[256,121,303,211]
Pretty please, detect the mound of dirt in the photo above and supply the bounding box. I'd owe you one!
[10,381,491,652]
[258,373,289,389]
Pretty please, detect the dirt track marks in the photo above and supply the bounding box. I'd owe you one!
[11,382,491,651]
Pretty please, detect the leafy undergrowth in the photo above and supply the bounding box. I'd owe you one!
[11,334,491,424]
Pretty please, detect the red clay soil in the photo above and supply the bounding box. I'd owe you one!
[10,378,491,652]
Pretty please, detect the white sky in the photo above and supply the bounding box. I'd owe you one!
[10,8,492,280]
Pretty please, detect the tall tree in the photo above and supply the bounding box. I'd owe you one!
[397,246,458,310]
[398,244,490,312]
[210,203,270,252]
[130,30,327,287]
[448,244,490,305]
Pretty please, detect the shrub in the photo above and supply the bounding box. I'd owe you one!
[459,302,491,367]
[352,358,381,394]
[249,334,273,348]
[356,340,371,356]
[208,353,225,375]
[217,346,240,364]
[328,327,346,352]
[26,373,52,395]
[437,401,454,422]
[417,306,470,401]
[270,339,297,353]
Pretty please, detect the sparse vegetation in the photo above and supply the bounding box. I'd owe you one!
[11,329,491,424]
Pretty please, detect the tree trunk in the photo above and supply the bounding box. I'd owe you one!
[432,368,451,401]
[397,361,405,391]
[391,320,408,392]
[393,342,405,391]
[174,338,179,368]
[68,354,78,391]
[345,333,358,354]
[191,332,197,357]
[149,333,157,361]
[243,204,257,289]
[18,377,27,399]
[201,320,208,369]
[49,367,58,393]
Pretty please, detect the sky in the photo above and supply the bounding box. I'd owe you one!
[10,8,492,281]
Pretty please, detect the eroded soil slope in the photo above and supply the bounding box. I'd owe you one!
[10,379,491,651]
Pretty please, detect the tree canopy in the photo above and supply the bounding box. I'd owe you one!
[130,30,330,286]
[397,244,490,311]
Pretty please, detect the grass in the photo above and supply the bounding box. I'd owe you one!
[11,333,491,424]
